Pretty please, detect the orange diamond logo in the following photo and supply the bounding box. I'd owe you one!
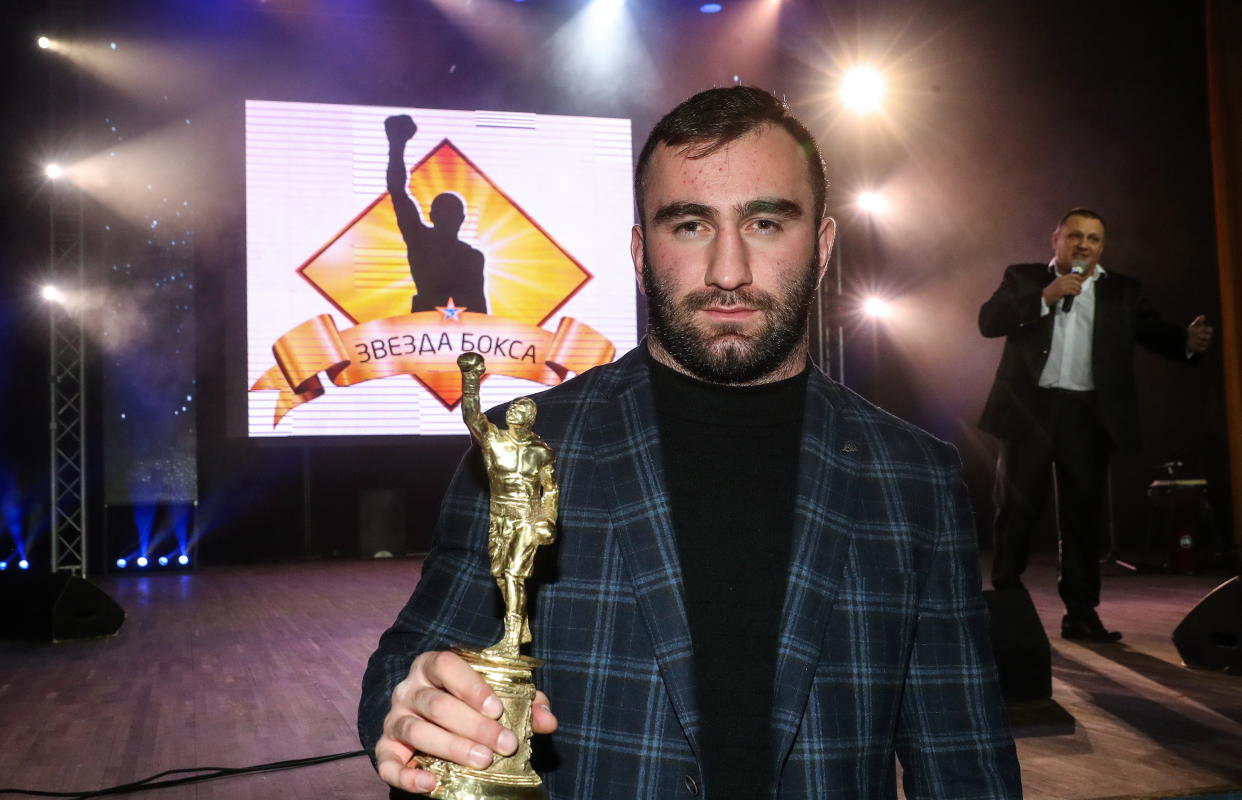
[294,139,591,406]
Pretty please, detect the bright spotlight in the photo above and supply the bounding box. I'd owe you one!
[0,561,7,571]
[841,66,885,114]
[583,0,625,35]
[178,554,190,566]
[857,191,888,214]
[19,559,30,570]
[136,556,149,568]
[862,297,893,319]
[42,285,65,303]
[37,36,53,49]
[45,163,64,179]
[116,558,128,569]
[158,555,169,566]
[700,2,723,11]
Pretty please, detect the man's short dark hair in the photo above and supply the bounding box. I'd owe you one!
[1056,207,1106,231]
[634,86,827,225]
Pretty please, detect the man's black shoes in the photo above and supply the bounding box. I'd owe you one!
[1061,612,1122,643]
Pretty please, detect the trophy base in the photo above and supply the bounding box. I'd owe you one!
[417,769,549,800]
[413,647,547,800]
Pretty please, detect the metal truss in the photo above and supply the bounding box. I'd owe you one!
[48,0,88,577]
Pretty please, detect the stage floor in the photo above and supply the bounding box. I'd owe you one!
[1,554,1239,799]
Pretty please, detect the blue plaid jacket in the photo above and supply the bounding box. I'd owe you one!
[359,346,1022,799]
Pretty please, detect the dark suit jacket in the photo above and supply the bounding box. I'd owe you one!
[978,263,1190,448]
[360,346,1020,799]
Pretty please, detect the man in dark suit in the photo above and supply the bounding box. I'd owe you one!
[979,208,1213,642]
[360,87,1020,799]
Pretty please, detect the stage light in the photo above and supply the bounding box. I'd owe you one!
[136,556,149,568]
[0,561,7,571]
[862,297,893,319]
[116,558,127,569]
[700,2,723,12]
[45,163,64,179]
[37,36,53,49]
[841,66,885,114]
[178,554,190,566]
[857,191,888,214]
[158,555,169,566]
[18,559,30,570]
[42,285,65,303]
[585,0,625,31]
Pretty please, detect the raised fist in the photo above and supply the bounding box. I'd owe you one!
[457,352,485,380]
[385,114,417,145]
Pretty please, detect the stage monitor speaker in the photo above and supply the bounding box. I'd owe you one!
[1173,576,1241,672]
[983,587,1052,703]
[0,573,125,642]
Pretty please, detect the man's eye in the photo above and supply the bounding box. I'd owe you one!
[674,221,704,235]
[753,219,782,233]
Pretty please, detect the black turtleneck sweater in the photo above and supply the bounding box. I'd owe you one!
[647,353,807,800]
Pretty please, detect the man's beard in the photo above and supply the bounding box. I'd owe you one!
[643,252,819,385]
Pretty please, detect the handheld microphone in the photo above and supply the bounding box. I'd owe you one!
[1062,261,1086,312]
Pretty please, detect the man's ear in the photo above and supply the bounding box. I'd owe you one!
[815,216,837,289]
[630,224,647,296]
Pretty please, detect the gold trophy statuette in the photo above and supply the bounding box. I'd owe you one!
[413,352,559,800]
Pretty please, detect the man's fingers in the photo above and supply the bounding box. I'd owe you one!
[394,712,506,769]
[376,739,438,794]
[1190,314,1207,327]
[532,690,558,735]
[419,651,504,718]
[379,762,438,795]
[406,686,516,755]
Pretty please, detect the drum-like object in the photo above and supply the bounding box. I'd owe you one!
[1146,478,1209,574]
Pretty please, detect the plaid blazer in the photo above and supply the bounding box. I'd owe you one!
[359,346,1021,799]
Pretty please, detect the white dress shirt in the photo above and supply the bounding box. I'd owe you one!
[1038,260,1105,390]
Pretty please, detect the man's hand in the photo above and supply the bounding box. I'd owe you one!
[1187,314,1214,353]
[385,114,417,146]
[376,650,558,795]
[1042,272,1085,308]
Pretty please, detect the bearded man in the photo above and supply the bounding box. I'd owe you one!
[360,86,1021,800]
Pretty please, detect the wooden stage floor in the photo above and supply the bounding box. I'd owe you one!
[1,554,1239,799]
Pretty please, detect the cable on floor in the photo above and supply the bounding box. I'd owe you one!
[0,749,368,799]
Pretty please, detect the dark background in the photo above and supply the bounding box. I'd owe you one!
[0,0,1229,570]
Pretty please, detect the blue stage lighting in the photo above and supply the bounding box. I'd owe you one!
[178,554,190,566]
[18,559,30,570]
[700,3,722,12]
[136,556,149,568]
[0,561,7,571]
[116,558,127,568]
[158,556,169,566]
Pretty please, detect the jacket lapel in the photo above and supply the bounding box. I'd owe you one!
[592,350,702,757]
[769,369,860,775]
[1091,268,1117,369]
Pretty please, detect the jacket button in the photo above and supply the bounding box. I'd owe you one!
[684,774,699,795]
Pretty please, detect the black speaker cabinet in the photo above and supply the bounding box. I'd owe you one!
[0,572,125,642]
[1173,576,1242,672]
[983,586,1053,702]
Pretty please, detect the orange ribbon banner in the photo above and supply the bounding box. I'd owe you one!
[250,312,615,426]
